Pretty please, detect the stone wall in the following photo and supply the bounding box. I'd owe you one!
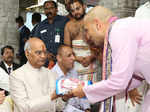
[98,0,140,18]
[0,0,19,60]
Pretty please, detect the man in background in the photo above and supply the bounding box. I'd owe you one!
[30,12,41,37]
[64,0,74,20]
[64,0,98,82]
[52,45,91,112]
[0,45,20,74]
[15,16,30,66]
[64,1,99,111]
[32,0,69,66]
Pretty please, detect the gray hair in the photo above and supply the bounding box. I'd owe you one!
[24,41,31,52]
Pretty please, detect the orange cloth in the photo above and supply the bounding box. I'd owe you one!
[48,60,55,69]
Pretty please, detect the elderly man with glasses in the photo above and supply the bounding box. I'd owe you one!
[10,38,59,112]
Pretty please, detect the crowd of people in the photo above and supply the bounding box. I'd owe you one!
[0,0,150,112]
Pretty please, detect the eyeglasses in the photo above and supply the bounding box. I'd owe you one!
[34,50,49,56]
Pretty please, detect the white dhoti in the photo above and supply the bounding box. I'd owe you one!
[72,40,98,82]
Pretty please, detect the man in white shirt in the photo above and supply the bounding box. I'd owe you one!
[10,38,58,112]
[52,45,90,112]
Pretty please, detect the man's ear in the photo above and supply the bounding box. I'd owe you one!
[94,18,101,31]
[1,56,4,60]
[83,4,86,10]
[56,8,58,13]
[56,55,62,62]
[25,50,29,58]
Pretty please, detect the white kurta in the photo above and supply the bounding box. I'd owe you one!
[10,62,57,112]
[0,67,9,91]
[0,67,12,112]
[72,40,98,82]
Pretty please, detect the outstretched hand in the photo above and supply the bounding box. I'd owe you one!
[128,88,143,106]
[82,56,92,67]
[72,84,85,98]
[51,84,86,101]
[76,56,91,67]
[51,90,74,101]
[51,90,61,100]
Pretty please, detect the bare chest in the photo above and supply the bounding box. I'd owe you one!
[70,23,84,40]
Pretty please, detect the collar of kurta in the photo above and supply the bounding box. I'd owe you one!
[53,63,75,78]
[26,62,42,72]
[102,16,118,80]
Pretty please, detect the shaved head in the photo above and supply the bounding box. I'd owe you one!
[82,6,115,49]
[57,45,72,56]
[84,6,115,23]
[56,45,75,74]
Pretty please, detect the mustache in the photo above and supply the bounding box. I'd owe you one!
[86,39,94,46]
[74,11,85,20]
[40,59,46,63]
[86,39,99,48]
[74,13,85,20]
[7,56,13,59]
[46,12,52,17]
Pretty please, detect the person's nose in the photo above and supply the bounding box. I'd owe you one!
[47,9,52,13]
[85,33,90,41]
[74,10,78,14]
[71,54,75,61]
[74,10,80,16]
[40,52,47,58]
